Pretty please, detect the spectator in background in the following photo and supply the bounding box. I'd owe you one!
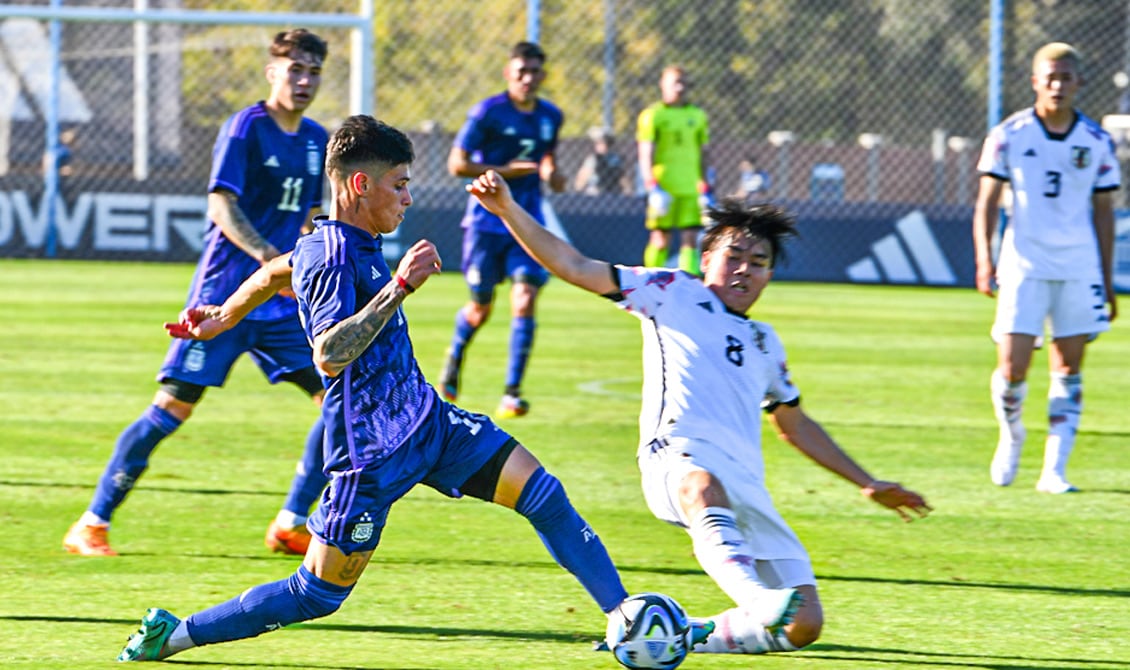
[637,65,712,274]
[735,156,772,203]
[973,41,1120,494]
[574,126,627,195]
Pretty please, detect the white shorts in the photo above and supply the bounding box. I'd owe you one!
[992,277,1110,341]
[638,437,812,574]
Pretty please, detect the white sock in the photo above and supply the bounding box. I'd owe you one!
[163,620,196,656]
[275,510,306,529]
[991,370,1027,444]
[693,608,798,654]
[78,511,110,527]
[1043,373,1082,479]
[688,507,770,604]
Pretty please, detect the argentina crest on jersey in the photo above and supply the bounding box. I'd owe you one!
[540,117,554,142]
[1070,146,1090,169]
[351,512,375,542]
[306,140,322,176]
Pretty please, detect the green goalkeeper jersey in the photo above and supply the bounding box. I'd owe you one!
[636,102,709,196]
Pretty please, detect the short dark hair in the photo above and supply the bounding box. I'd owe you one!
[701,198,798,268]
[326,116,414,182]
[510,41,546,62]
[270,28,328,60]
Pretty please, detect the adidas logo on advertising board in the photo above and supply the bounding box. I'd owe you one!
[846,211,956,285]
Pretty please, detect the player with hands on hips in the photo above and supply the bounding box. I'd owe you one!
[972,42,1120,494]
[467,168,931,656]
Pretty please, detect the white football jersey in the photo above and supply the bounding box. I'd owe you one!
[612,266,799,478]
[977,108,1121,281]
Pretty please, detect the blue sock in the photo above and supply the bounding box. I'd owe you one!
[516,467,628,612]
[89,405,182,521]
[186,565,352,646]
[506,316,536,392]
[281,416,327,517]
[449,309,479,362]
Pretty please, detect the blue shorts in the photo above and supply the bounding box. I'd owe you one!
[308,398,513,555]
[461,229,549,304]
[158,315,314,388]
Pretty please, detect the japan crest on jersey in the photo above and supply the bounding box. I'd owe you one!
[307,140,322,176]
[540,117,554,142]
[1071,146,1090,169]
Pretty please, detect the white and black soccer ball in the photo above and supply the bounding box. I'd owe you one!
[605,592,691,670]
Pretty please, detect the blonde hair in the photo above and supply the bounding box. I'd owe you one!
[1032,42,1080,73]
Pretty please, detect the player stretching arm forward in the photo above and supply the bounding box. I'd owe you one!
[467,169,931,655]
[116,116,678,663]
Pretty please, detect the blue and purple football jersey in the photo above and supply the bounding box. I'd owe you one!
[187,101,328,321]
[290,219,435,470]
[455,92,563,235]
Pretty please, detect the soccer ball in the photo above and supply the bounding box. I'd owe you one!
[605,593,691,670]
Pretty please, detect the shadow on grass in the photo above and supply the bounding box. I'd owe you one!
[0,479,280,497]
[2,615,1118,669]
[806,643,1122,669]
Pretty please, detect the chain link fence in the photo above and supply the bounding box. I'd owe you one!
[1,1,1127,284]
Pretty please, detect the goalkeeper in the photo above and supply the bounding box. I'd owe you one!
[636,64,712,275]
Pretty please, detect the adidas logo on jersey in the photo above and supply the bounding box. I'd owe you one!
[263,155,281,167]
[845,210,956,285]
[371,266,382,280]
[1023,148,1037,157]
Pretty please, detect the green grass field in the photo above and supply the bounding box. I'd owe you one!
[1,259,1127,669]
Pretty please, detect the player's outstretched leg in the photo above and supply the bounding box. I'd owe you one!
[688,507,801,630]
[1037,372,1082,494]
[266,417,327,554]
[989,371,1027,486]
[65,405,183,556]
[514,467,628,612]
[119,565,354,662]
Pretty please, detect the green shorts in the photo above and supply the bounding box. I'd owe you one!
[646,194,701,231]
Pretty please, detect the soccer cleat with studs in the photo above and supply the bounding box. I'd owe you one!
[264,519,312,555]
[63,522,118,557]
[495,393,530,419]
[118,608,180,662]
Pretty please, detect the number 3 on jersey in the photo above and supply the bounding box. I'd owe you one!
[278,177,304,212]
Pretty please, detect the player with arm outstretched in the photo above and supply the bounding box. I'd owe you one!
[117,116,680,663]
[466,169,931,656]
[439,41,567,420]
[63,29,331,558]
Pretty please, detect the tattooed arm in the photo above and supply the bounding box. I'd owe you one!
[207,189,281,263]
[312,239,442,378]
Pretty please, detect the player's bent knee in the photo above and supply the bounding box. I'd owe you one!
[786,595,823,649]
[786,617,822,649]
[289,565,353,621]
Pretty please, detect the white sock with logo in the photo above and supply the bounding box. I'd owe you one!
[991,370,1027,445]
[1043,373,1082,479]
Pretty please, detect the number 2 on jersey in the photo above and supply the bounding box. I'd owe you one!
[278,177,304,212]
